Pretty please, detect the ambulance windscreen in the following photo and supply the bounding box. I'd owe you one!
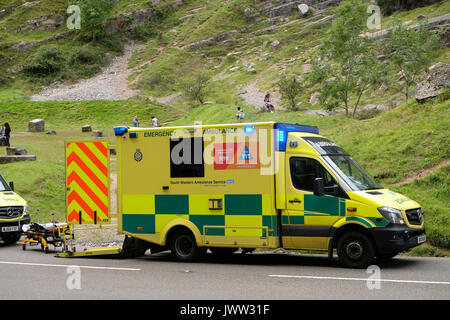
[0,174,11,191]
[303,137,348,155]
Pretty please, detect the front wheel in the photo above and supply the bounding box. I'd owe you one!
[337,232,375,268]
[1,233,21,245]
[169,231,204,262]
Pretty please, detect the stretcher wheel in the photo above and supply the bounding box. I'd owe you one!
[44,246,49,254]
[22,243,26,251]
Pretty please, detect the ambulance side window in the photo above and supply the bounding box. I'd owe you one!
[170,137,205,178]
[289,157,316,191]
[290,157,347,198]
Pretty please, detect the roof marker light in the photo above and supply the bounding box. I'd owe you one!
[114,126,128,136]
[244,126,255,134]
[274,123,319,151]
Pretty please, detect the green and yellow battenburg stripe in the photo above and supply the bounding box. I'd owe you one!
[121,193,278,248]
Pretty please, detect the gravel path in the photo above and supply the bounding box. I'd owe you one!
[239,81,283,111]
[30,43,143,101]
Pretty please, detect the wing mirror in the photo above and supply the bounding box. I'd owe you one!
[313,178,324,196]
[9,181,14,191]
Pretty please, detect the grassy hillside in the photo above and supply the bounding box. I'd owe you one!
[0,98,183,130]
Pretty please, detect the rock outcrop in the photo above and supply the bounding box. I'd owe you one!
[415,62,450,102]
[6,147,28,156]
[28,119,45,132]
[0,155,36,164]
[14,15,64,33]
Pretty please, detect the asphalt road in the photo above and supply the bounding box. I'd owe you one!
[0,242,449,300]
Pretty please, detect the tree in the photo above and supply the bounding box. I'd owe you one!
[308,0,389,117]
[77,0,112,41]
[180,72,211,105]
[278,75,303,111]
[382,20,441,101]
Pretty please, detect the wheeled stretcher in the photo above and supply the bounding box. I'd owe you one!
[22,222,72,253]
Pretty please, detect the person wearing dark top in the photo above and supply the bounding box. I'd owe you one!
[3,123,11,147]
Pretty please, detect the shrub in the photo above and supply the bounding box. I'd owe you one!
[97,36,124,54]
[69,46,102,65]
[24,47,65,76]
[278,75,303,111]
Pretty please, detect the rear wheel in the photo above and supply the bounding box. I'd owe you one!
[170,231,203,262]
[337,232,375,268]
[120,236,148,258]
[1,233,21,245]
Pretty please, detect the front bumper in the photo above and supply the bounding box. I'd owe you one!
[370,224,425,255]
[0,215,31,236]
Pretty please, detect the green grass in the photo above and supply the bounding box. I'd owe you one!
[0,98,183,131]
[391,164,450,249]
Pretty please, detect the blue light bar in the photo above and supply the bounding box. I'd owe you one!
[244,125,255,134]
[114,126,128,136]
[274,123,319,151]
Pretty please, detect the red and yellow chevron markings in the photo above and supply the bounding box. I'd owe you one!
[66,141,110,224]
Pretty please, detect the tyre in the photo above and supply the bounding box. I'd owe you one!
[169,230,203,262]
[1,233,21,245]
[337,232,375,268]
[120,236,148,258]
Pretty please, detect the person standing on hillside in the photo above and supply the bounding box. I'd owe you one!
[151,116,158,127]
[132,116,140,127]
[236,107,245,121]
[1,123,11,147]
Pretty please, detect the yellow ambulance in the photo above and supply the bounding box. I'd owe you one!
[114,122,426,268]
[0,174,30,244]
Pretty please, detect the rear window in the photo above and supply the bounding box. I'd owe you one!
[303,137,348,155]
[170,138,205,178]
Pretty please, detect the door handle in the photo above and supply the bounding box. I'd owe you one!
[289,199,302,203]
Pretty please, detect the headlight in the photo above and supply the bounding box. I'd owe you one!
[24,204,30,216]
[378,207,405,224]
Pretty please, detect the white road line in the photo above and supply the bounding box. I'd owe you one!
[0,261,140,271]
[269,274,450,285]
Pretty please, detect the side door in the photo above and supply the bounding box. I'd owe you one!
[283,155,346,250]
